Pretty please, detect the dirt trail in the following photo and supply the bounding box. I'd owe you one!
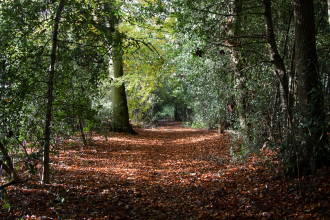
[1,121,330,219]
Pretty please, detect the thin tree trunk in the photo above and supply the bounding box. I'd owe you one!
[228,0,247,131]
[263,0,290,114]
[43,0,65,184]
[0,160,14,178]
[79,116,86,145]
[263,1,301,188]
[0,142,20,181]
[288,42,296,111]
[328,0,330,26]
[174,104,179,121]
[218,122,224,134]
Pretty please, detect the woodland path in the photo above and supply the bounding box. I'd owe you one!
[1,121,330,219]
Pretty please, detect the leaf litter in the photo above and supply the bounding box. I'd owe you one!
[1,121,330,219]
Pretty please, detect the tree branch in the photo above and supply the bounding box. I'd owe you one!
[0,178,30,190]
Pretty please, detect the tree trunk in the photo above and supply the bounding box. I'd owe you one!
[79,116,86,145]
[288,42,296,112]
[174,104,179,121]
[111,39,136,134]
[229,0,247,131]
[328,0,330,26]
[43,0,65,184]
[263,0,290,114]
[186,107,191,122]
[87,12,135,134]
[0,142,20,181]
[0,160,14,179]
[293,0,330,170]
[218,122,224,134]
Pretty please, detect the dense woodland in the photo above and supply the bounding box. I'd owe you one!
[1,0,330,218]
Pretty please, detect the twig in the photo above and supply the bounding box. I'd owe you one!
[0,178,30,190]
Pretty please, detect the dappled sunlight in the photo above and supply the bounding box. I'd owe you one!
[2,121,330,219]
[49,122,233,193]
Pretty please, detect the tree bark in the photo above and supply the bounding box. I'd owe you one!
[174,104,179,121]
[43,0,65,184]
[288,42,296,112]
[111,35,136,134]
[293,0,330,170]
[0,160,13,177]
[89,6,136,135]
[79,116,87,145]
[0,142,20,181]
[186,107,192,122]
[263,0,295,148]
[229,0,247,131]
[263,0,291,117]
[218,122,224,134]
[328,0,330,26]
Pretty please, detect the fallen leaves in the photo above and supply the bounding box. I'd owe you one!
[1,121,330,219]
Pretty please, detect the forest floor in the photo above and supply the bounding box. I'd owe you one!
[1,121,330,219]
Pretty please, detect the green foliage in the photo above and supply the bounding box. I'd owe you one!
[0,0,110,181]
[230,145,250,164]
[166,0,330,176]
[154,105,174,120]
[0,0,329,186]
